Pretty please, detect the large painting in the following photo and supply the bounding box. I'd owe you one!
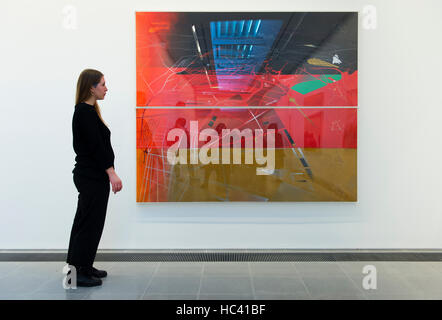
[136,12,358,202]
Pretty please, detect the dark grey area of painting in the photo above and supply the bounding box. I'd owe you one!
[171,12,357,76]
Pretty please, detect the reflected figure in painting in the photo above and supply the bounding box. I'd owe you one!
[201,123,231,196]
[167,117,189,184]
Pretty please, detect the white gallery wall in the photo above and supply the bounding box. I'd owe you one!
[1,0,442,249]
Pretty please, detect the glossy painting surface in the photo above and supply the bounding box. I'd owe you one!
[136,12,358,202]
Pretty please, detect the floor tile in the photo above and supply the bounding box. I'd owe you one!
[338,261,394,277]
[301,275,362,299]
[85,292,142,300]
[254,293,312,300]
[203,262,250,277]
[425,262,442,274]
[400,275,442,296]
[249,262,298,277]
[1,261,442,300]
[0,274,55,295]
[33,276,92,295]
[252,276,308,297]
[156,262,203,277]
[105,262,158,277]
[96,275,151,294]
[387,262,442,277]
[0,262,23,279]
[198,293,255,300]
[294,262,347,277]
[351,273,418,297]
[0,294,33,300]
[145,276,201,295]
[365,293,426,300]
[142,293,197,300]
[27,292,89,300]
[199,276,253,295]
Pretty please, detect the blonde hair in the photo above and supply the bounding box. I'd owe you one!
[75,68,108,126]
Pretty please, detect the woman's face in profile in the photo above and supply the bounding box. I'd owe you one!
[91,76,108,100]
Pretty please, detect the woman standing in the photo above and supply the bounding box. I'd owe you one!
[66,69,122,287]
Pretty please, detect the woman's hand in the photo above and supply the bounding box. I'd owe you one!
[106,167,123,194]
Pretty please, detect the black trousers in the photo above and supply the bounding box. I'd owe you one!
[66,174,110,270]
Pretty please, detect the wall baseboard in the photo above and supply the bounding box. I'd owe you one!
[1,249,442,261]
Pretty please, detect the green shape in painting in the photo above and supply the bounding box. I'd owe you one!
[291,74,342,95]
[291,80,327,95]
[320,74,342,83]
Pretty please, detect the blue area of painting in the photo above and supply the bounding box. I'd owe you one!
[210,19,282,91]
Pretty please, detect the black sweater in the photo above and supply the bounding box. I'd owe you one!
[72,102,115,181]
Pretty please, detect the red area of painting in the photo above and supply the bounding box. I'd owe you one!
[136,108,357,149]
[274,108,357,148]
[136,69,358,107]
[136,12,178,106]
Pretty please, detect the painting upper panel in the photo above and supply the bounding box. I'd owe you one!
[136,12,358,107]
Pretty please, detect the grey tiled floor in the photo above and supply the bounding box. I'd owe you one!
[1,261,442,300]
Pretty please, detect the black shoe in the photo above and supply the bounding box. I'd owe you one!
[75,267,102,287]
[77,275,102,287]
[91,266,107,278]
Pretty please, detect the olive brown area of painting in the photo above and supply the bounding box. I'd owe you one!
[136,148,356,202]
